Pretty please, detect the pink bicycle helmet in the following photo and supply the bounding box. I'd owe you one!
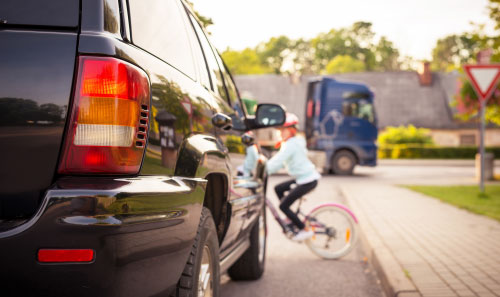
[283,112,299,128]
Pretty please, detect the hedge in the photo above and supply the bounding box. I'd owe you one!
[378,145,500,159]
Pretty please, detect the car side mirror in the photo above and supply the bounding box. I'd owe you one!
[251,104,286,129]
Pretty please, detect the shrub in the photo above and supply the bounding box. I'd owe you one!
[225,135,245,154]
[378,125,434,145]
[378,145,500,159]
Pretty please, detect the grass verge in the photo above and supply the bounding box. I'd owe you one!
[403,185,500,222]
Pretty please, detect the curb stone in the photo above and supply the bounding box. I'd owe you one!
[340,186,421,297]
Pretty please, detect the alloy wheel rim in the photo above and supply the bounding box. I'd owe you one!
[198,245,213,297]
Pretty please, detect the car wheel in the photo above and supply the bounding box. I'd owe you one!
[332,150,356,175]
[172,207,220,297]
[228,205,267,280]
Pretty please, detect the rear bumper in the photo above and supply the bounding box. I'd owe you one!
[0,176,206,297]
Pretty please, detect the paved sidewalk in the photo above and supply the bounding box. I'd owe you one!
[378,159,500,167]
[341,184,500,297]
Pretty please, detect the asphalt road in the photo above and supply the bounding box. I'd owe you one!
[220,162,490,297]
[335,161,498,186]
[221,175,385,297]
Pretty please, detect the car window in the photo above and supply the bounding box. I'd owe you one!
[211,49,247,130]
[222,75,246,130]
[129,0,196,79]
[182,7,211,89]
[188,13,226,99]
[342,98,375,124]
[212,51,238,104]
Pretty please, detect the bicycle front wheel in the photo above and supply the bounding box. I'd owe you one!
[305,205,357,259]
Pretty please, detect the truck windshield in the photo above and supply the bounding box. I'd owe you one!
[342,98,375,124]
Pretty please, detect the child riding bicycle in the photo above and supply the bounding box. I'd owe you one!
[266,113,321,241]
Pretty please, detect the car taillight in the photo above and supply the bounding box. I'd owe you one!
[58,56,150,174]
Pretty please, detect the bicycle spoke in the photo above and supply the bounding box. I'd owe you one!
[304,205,357,259]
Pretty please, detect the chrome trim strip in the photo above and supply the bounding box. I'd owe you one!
[0,176,206,238]
[220,238,250,272]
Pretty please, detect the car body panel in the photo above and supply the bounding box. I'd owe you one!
[0,0,267,295]
[79,0,263,271]
[0,0,79,28]
[0,30,77,218]
[0,176,206,297]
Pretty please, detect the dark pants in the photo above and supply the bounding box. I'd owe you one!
[274,179,318,230]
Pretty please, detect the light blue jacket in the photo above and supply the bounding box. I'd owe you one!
[243,144,259,176]
[266,136,321,184]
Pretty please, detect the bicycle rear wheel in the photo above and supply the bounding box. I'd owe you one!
[305,205,357,259]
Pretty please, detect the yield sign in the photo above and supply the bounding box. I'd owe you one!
[463,64,500,102]
[181,97,192,116]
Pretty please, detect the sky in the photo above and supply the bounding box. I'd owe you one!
[191,0,496,61]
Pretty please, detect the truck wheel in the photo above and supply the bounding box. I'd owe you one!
[172,208,220,297]
[228,206,267,280]
[332,150,356,175]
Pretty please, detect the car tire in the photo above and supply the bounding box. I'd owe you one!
[171,207,220,297]
[228,205,267,280]
[332,150,356,175]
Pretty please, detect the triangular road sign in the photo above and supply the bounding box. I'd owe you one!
[464,64,500,102]
[181,99,192,116]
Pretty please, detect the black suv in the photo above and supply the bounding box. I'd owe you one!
[0,1,285,296]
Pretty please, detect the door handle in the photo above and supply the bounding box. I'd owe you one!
[212,113,232,130]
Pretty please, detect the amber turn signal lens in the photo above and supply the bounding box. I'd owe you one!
[58,56,150,174]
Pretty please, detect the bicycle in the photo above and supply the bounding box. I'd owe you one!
[265,194,359,259]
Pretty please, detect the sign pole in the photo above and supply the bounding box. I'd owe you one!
[480,99,485,193]
[478,49,491,193]
[463,60,500,193]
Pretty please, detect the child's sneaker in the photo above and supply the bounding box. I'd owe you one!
[292,229,314,242]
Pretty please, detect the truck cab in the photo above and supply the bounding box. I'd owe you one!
[305,77,378,175]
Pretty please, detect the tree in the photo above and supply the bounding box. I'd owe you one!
[312,22,398,72]
[399,55,418,71]
[221,48,272,75]
[312,28,361,71]
[489,0,500,30]
[325,55,365,74]
[219,21,401,75]
[488,0,500,62]
[374,37,400,71]
[185,1,213,29]
[430,34,480,71]
[256,36,292,74]
[430,21,500,72]
[347,21,377,70]
[454,76,500,125]
[444,0,500,125]
[285,38,316,74]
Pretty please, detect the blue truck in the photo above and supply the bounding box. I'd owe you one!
[305,77,378,175]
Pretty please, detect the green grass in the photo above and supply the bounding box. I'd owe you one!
[142,154,174,175]
[403,185,500,222]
